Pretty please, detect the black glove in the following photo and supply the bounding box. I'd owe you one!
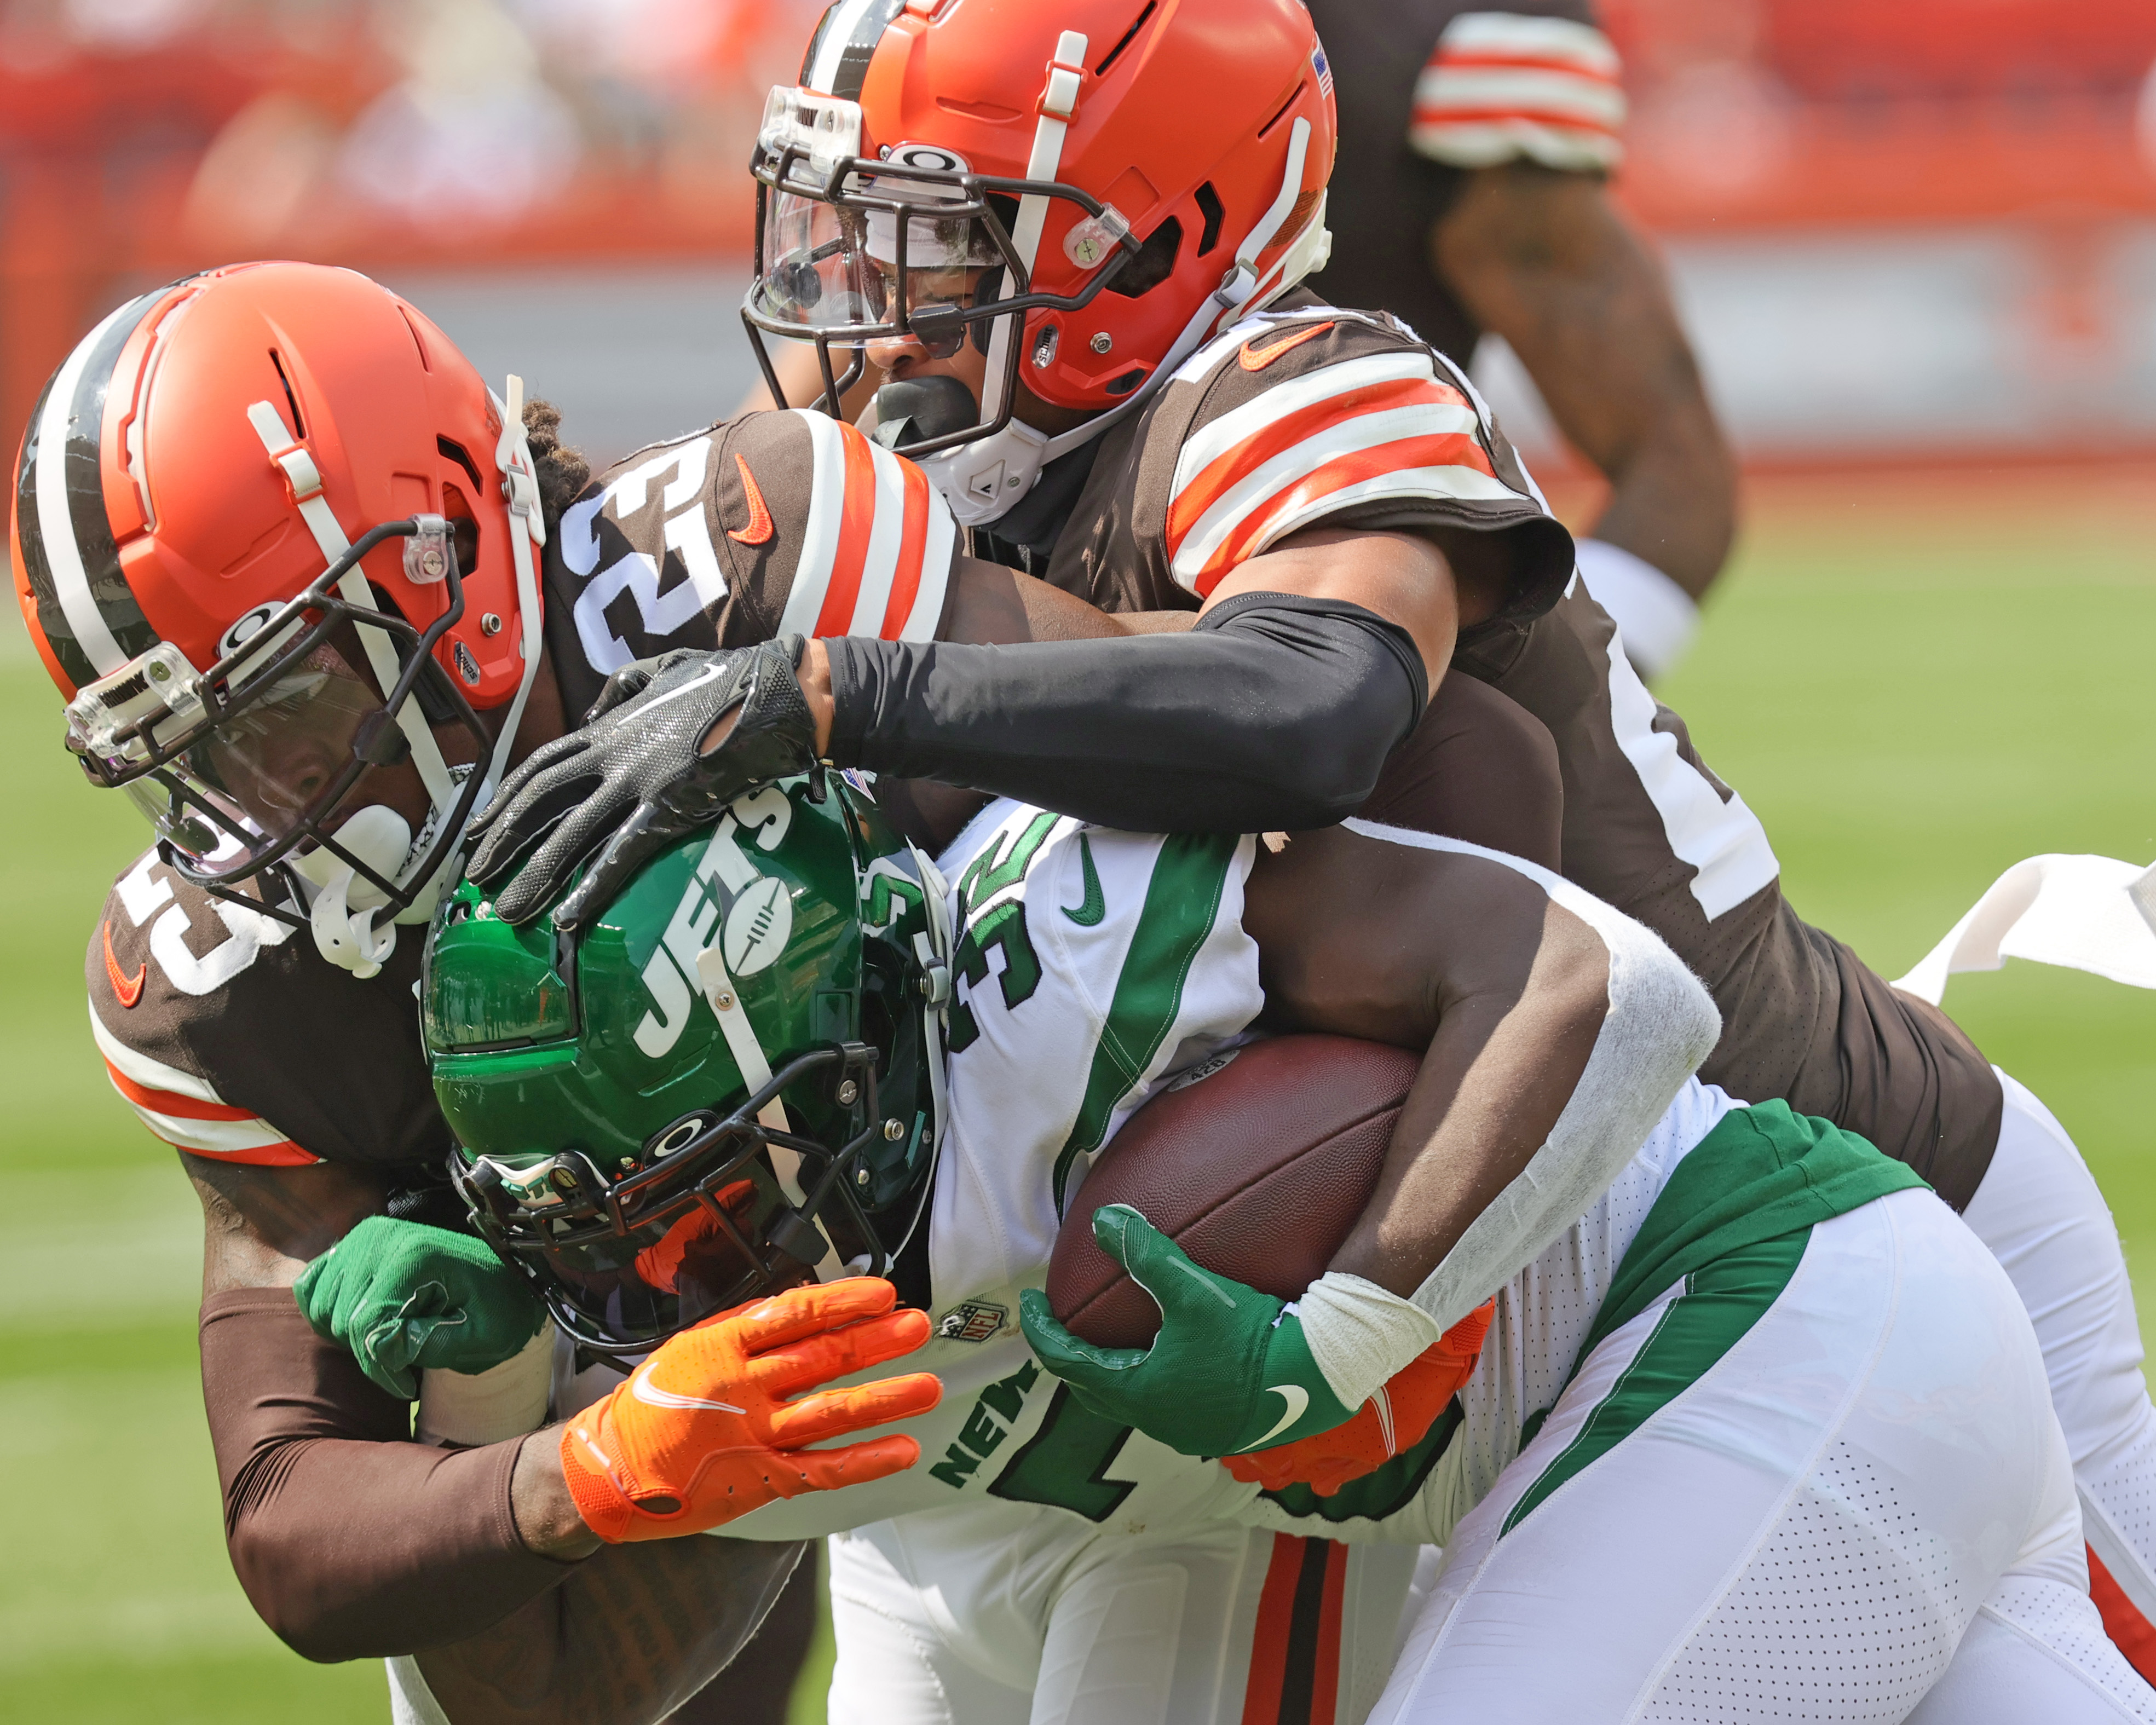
[465,639,818,928]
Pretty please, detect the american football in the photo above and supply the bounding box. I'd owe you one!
[11,0,2156,1717]
[1046,1035,1420,1349]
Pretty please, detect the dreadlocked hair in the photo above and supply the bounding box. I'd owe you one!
[521,398,590,530]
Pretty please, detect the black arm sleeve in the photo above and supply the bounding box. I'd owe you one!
[823,592,1428,832]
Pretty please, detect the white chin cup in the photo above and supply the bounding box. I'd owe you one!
[291,803,414,978]
[915,417,1052,529]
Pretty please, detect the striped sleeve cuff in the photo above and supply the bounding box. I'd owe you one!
[776,413,955,645]
[89,1002,319,1165]
[1166,332,1519,597]
[1410,11,1627,174]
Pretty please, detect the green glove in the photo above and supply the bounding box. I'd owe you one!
[1019,1205,1353,1458]
[295,1215,546,1401]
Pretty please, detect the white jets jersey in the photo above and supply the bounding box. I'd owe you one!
[723,804,1917,1547]
[727,799,1266,1541]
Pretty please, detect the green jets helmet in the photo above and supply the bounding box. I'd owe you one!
[422,775,952,1355]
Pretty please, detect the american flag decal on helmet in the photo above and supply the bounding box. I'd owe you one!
[777,411,955,643]
[1312,43,1333,100]
[1164,332,1517,596]
[1409,12,1625,174]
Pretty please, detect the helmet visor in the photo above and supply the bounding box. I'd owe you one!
[752,187,1001,355]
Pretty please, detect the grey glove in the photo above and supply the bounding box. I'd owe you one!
[465,639,818,927]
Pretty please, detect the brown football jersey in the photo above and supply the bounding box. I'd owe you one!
[84,409,959,1170]
[1304,0,1621,366]
[1034,296,1576,628]
[1455,586,2004,1207]
[1006,299,2002,1202]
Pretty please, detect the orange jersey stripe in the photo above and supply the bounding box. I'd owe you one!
[103,1059,255,1123]
[1166,375,1477,562]
[881,456,932,638]
[1191,429,1497,596]
[1240,1533,1305,1725]
[814,423,881,637]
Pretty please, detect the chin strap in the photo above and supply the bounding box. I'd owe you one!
[692,942,843,1280]
[921,30,1088,529]
[245,377,550,976]
[286,804,414,979]
[488,376,548,799]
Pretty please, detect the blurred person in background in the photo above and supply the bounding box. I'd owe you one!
[1306,0,1736,681]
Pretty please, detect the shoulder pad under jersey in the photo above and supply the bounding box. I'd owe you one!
[1062,304,1571,621]
[87,851,445,1169]
[542,410,958,718]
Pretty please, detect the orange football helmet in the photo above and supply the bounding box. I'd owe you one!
[743,0,1338,524]
[9,262,547,975]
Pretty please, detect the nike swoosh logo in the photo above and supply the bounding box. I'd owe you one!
[1243,1384,1310,1451]
[1062,832,1105,926]
[102,919,145,1008]
[1238,320,1335,372]
[630,1362,746,1416]
[729,451,775,545]
[635,662,728,718]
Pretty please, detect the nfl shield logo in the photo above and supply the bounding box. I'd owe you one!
[936,1301,1008,1343]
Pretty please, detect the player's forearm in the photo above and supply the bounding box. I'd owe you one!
[1326,898,1609,1299]
[203,1287,582,1661]
[823,592,1426,832]
[1435,164,1737,600]
[412,1537,805,1725]
[1353,835,1721,1334]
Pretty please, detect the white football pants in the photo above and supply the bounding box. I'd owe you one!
[826,1502,1417,1725]
[1964,1069,2156,1658]
[1373,1189,2155,1722]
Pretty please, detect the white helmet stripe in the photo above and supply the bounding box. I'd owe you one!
[33,296,151,679]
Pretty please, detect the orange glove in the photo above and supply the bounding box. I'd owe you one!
[1221,1300,1495,1497]
[560,1277,941,1543]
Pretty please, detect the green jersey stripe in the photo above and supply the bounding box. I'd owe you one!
[1499,1228,1811,1538]
[1051,832,1241,1213]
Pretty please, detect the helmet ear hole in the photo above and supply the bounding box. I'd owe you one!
[1194,182,1226,256]
[1106,217,1182,300]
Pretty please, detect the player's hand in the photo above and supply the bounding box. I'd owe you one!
[465,639,818,929]
[1221,1300,1494,1496]
[1019,1205,1357,1459]
[558,1277,941,1543]
[295,1214,547,1400]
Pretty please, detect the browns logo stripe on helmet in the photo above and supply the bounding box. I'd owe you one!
[780,411,954,643]
[1165,346,1512,594]
[14,287,168,689]
[802,0,906,99]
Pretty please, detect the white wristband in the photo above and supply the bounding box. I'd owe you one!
[1574,540,1698,680]
[1293,1271,1443,1412]
[415,1326,555,1447]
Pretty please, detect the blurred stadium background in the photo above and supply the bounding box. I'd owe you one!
[3,0,2155,1718]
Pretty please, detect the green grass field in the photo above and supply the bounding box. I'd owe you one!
[1,467,2152,1720]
